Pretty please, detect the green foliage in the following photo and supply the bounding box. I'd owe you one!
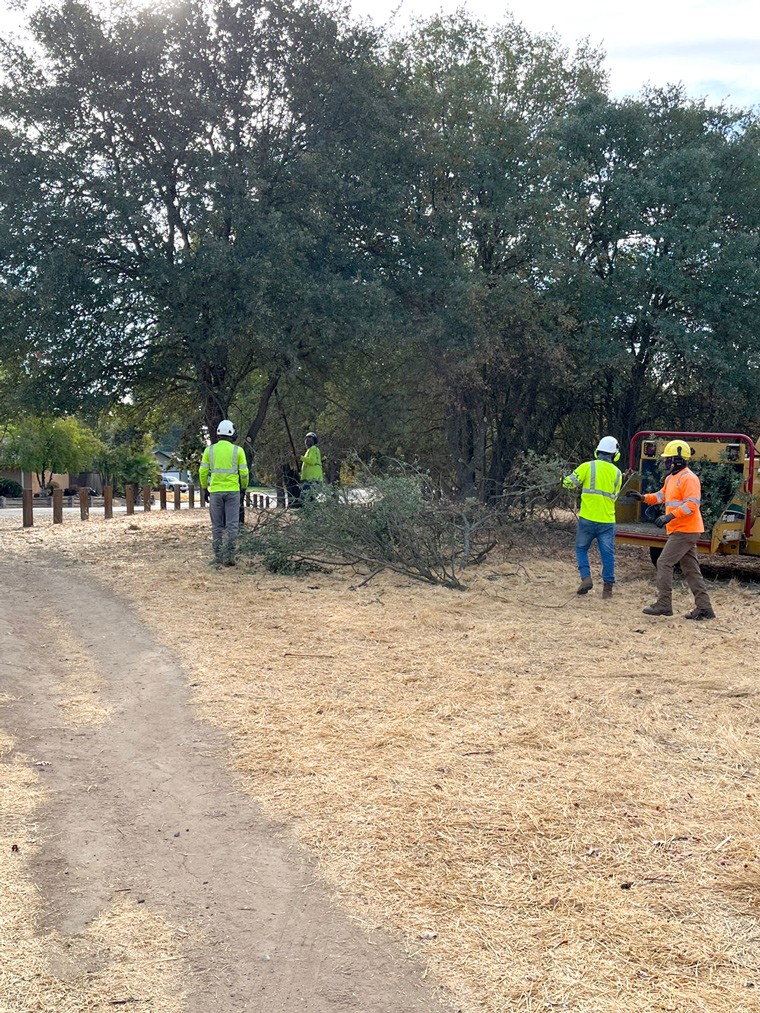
[389,16,608,498]
[555,90,760,442]
[0,416,103,489]
[689,460,746,532]
[0,0,408,445]
[0,479,23,497]
[93,418,159,492]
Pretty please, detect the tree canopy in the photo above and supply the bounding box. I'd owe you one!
[1,1,759,496]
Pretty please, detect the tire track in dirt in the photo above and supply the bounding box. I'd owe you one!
[1,557,453,1012]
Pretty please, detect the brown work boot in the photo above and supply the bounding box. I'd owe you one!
[685,607,716,621]
[642,603,673,616]
[602,583,613,600]
[577,577,593,595]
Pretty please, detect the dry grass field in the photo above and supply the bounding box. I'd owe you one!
[2,509,759,1012]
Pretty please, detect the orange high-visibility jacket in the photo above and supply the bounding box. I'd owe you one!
[643,468,704,534]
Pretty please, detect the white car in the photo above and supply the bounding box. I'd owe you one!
[160,475,189,493]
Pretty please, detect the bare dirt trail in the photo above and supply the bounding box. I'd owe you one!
[1,554,452,1013]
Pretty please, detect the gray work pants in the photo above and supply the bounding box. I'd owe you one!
[209,491,241,561]
[656,531,712,610]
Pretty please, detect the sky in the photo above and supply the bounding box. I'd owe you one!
[350,0,760,109]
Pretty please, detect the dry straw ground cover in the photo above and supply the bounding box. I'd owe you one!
[3,511,760,1012]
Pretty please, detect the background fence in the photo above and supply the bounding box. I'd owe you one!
[3,485,275,528]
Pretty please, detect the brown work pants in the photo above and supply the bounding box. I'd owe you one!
[656,532,712,610]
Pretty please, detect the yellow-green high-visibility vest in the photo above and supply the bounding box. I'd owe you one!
[300,445,323,482]
[199,441,250,493]
[563,459,622,523]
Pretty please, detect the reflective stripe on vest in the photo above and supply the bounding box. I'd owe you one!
[208,444,241,476]
[584,461,620,499]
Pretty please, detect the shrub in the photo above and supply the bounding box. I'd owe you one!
[690,459,747,531]
[241,466,498,590]
[0,479,23,497]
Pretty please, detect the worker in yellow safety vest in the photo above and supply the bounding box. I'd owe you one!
[562,436,623,599]
[300,431,324,500]
[199,420,249,566]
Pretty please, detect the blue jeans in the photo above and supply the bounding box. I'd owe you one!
[575,518,616,584]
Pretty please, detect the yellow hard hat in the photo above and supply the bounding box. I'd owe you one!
[661,440,691,459]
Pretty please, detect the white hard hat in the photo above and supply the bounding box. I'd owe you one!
[596,436,620,458]
[217,419,235,437]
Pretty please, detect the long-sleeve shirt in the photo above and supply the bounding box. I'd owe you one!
[643,468,704,534]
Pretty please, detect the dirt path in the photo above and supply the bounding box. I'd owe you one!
[1,555,451,1012]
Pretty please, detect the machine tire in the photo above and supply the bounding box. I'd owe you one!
[649,546,663,567]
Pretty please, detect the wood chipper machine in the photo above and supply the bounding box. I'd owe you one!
[616,431,760,564]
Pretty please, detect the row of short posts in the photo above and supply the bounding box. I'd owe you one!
[22,483,199,528]
[248,493,272,509]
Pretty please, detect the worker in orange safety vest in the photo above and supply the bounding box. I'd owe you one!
[629,440,715,620]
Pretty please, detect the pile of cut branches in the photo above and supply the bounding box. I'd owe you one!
[240,467,498,590]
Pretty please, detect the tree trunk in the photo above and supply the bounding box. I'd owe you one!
[245,371,281,447]
[617,359,648,446]
[446,389,484,499]
[203,394,226,441]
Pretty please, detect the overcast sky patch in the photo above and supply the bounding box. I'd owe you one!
[608,38,760,64]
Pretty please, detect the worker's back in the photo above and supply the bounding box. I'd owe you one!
[201,440,249,493]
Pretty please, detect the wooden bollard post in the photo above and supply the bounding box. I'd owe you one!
[174,485,181,510]
[188,484,195,509]
[53,488,63,524]
[142,485,151,511]
[159,486,167,510]
[103,486,113,520]
[126,484,135,515]
[22,489,33,528]
[79,487,90,521]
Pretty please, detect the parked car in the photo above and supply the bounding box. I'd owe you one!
[160,475,189,493]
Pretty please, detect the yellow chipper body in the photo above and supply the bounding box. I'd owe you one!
[616,431,760,561]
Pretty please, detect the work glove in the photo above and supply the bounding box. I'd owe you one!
[654,513,675,528]
[629,490,645,501]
